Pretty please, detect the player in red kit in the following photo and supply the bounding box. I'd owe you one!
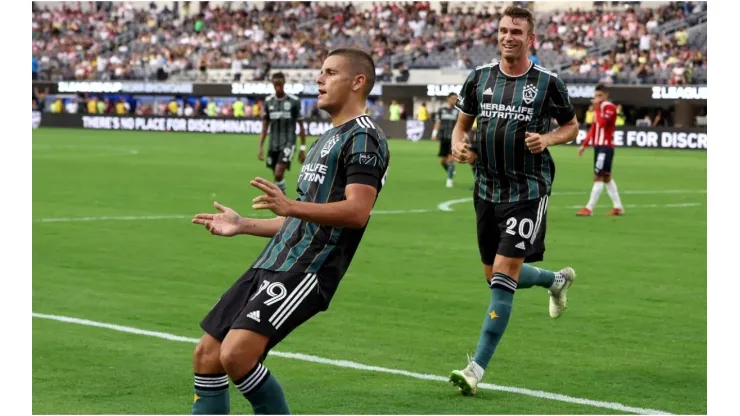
[576,84,624,216]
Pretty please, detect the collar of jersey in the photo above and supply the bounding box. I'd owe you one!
[497,60,534,78]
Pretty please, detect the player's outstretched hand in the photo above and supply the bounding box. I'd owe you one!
[257,148,265,161]
[251,177,295,216]
[525,132,548,154]
[298,150,306,163]
[192,202,243,237]
[577,146,585,157]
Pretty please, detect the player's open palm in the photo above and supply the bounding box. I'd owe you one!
[251,177,294,216]
[192,202,242,237]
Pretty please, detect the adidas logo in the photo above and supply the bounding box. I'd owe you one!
[246,310,261,323]
[483,87,493,96]
[515,242,526,250]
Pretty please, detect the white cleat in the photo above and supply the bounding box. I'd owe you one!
[449,359,479,396]
[446,179,454,188]
[548,267,576,319]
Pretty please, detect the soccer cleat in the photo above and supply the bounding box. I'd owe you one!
[446,179,454,188]
[608,207,624,216]
[576,208,593,216]
[449,358,479,396]
[548,267,576,319]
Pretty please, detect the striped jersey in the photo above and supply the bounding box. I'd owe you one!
[583,101,617,148]
[434,105,459,140]
[253,115,390,302]
[457,61,576,203]
[264,94,303,151]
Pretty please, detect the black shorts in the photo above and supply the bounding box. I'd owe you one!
[266,145,296,171]
[594,146,614,176]
[474,195,549,264]
[438,139,452,157]
[200,268,326,359]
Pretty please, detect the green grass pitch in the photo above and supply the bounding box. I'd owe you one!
[33,128,706,414]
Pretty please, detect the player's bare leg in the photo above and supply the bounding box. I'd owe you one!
[220,329,290,415]
[274,163,288,195]
[578,176,604,216]
[192,334,230,415]
[446,155,456,188]
[603,175,624,215]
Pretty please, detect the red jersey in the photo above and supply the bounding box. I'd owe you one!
[583,101,617,148]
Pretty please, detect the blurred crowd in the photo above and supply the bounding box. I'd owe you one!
[32,1,707,84]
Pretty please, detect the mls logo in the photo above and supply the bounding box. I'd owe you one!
[358,153,377,167]
[523,84,538,105]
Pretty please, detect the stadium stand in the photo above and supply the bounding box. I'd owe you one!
[32,1,706,85]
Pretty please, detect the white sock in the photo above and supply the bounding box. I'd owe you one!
[471,361,485,381]
[606,180,623,209]
[586,182,605,210]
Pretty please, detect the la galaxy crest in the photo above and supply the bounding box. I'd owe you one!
[321,134,342,157]
[523,84,537,105]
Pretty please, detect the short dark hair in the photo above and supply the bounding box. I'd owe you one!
[448,92,458,99]
[328,48,376,97]
[271,72,285,82]
[503,6,535,34]
[595,84,609,93]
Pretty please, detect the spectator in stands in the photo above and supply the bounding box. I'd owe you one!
[33,55,39,80]
[233,99,245,117]
[395,63,410,83]
[378,65,393,82]
[115,98,128,115]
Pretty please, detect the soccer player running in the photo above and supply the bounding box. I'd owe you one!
[448,6,580,396]
[258,72,307,195]
[576,84,624,216]
[190,49,390,415]
[432,92,460,188]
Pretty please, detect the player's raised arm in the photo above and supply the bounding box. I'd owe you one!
[192,202,285,237]
[252,131,387,229]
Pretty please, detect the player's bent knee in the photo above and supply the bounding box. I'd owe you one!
[219,329,269,373]
[492,255,525,280]
[193,334,223,372]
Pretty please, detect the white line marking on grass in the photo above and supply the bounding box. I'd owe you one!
[34,209,433,223]
[438,190,706,212]
[32,312,672,415]
[34,202,701,223]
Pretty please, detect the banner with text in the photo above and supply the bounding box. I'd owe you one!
[37,113,706,150]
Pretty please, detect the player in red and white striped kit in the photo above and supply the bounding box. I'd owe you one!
[576,84,624,216]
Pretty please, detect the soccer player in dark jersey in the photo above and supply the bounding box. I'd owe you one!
[447,6,581,396]
[189,48,389,415]
[258,72,307,195]
[432,92,460,188]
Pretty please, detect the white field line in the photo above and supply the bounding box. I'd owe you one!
[437,189,706,212]
[32,313,673,415]
[34,202,702,223]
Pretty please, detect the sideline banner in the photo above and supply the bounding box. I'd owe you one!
[38,113,706,150]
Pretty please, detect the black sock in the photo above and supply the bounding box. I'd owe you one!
[192,373,230,415]
[233,363,290,415]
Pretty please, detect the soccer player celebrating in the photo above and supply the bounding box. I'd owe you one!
[190,49,390,415]
[576,84,624,216]
[448,6,580,396]
[258,72,307,195]
[432,92,460,188]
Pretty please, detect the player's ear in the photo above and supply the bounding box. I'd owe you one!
[352,73,366,93]
[528,32,535,49]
